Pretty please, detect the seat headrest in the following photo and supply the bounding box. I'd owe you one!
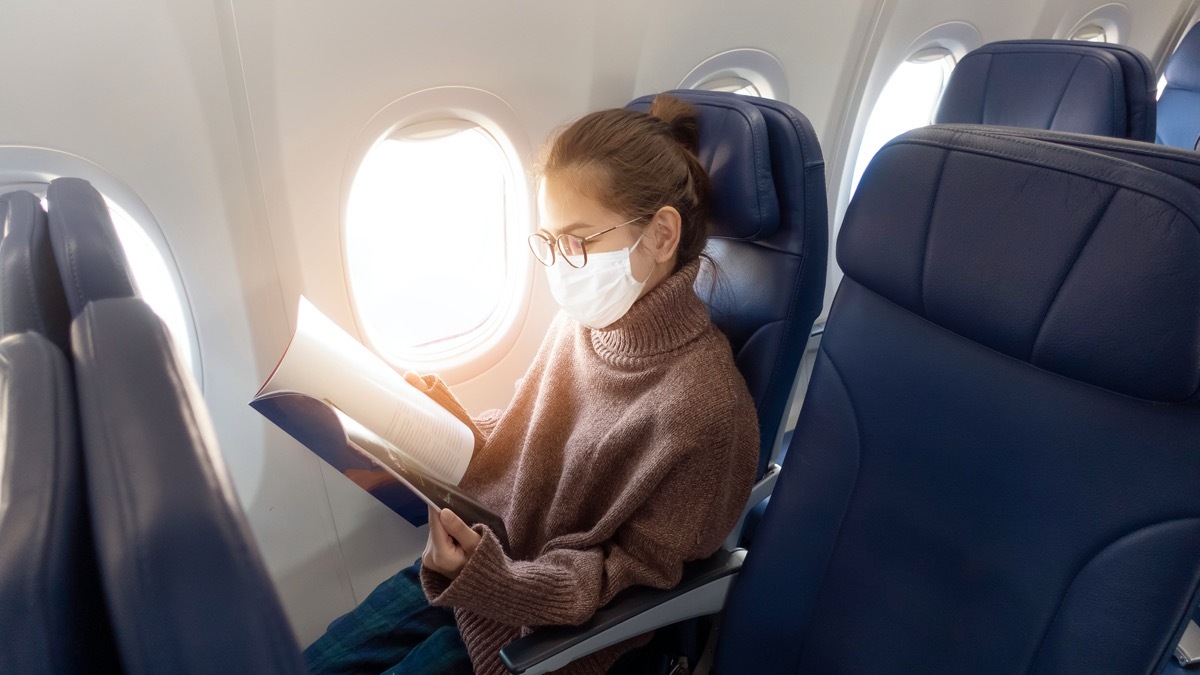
[46,177,135,317]
[935,40,1156,142]
[0,191,71,351]
[626,90,780,240]
[841,126,1200,402]
[1166,23,1200,91]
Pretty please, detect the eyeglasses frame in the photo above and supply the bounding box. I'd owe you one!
[527,215,646,268]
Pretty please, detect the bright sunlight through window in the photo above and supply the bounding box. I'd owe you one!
[104,198,194,374]
[698,76,762,97]
[1071,25,1108,43]
[346,123,509,358]
[851,49,956,196]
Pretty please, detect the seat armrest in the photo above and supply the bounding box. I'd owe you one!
[724,463,781,550]
[499,549,745,675]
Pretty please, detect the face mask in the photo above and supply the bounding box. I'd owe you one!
[545,235,647,329]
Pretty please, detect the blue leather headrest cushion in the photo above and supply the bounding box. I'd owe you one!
[46,177,135,318]
[936,41,1130,139]
[626,90,780,239]
[0,191,71,352]
[841,126,1200,402]
[1166,23,1200,91]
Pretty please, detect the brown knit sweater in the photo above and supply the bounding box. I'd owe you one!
[420,260,759,675]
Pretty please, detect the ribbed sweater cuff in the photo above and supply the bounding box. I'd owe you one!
[426,525,594,627]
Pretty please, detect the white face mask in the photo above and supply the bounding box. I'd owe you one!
[545,235,647,329]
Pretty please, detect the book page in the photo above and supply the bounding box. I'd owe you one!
[256,297,473,485]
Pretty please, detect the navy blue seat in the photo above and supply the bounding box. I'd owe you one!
[1157,23,1200,149]
[499,91,827,674]
[45,176,136,318]
[0,190,71,351]
[717,125,1200,673]
[0,332,120,672]
[626,89,828,512]
[73,297,306,674]
[935,39,1157,141]
[507,125,1200,674]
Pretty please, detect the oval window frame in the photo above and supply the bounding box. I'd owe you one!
[1059,4,1131,45]
[0,145,203,387]
[341,87,534,383]
[679,48,788,101]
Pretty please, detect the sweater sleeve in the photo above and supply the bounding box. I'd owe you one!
[418,435,752,628]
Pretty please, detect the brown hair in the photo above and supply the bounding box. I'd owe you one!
[540,94,711,269]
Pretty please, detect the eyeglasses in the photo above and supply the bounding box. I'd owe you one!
[527,216,644,268]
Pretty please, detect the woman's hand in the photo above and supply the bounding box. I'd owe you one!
[422,506,482,579]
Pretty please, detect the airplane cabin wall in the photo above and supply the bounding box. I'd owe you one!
[0,0,1194,646]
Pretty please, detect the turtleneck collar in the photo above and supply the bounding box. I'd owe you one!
[587,259,711,363]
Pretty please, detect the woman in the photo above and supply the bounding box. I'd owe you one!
[305,93,759,675]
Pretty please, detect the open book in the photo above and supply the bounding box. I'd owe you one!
[250,297,507,548]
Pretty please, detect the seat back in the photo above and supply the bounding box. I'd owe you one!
[935,39,1157,141]
[73,297,305,674]
[1157,23,1200,149]
[625,90,827,478]
[718,127,1200,673]
[0,191,71,351]
[0,332,120,672]
[45,177,136,318]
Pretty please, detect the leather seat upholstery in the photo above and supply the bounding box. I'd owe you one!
[72,297,306,674]
[935,39,1157,141]
[717,126,1200,673]
[0,332,120,672]
[45,177,136,318]
[625,90,827,479]
[0,190,71,350]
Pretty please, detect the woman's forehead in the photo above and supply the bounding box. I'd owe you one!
[537,178,613,230]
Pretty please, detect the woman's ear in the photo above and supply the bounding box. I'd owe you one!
[645,206,682,264]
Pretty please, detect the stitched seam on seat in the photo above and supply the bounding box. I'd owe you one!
[918,149,950,317]
[42,343,71,672]
[1028,188,1116,362]
[20,225,48,335]
[854,279,1186,405]
[795,346,864,658]
[896,132,1200,236]
[12,343,59,668]
[980,54,994,124]
[1046,56,1085,131]
[84,310,160,673]
[1022,517,1200,673]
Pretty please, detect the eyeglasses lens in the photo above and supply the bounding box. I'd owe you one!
[528,234,555,265]
[557,235,587,268]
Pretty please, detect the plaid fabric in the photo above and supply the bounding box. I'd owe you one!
[304,561,473,675]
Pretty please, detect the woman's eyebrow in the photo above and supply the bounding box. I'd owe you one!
[545,221,590,236]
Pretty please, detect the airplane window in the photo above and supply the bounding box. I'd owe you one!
[697,76,761,97]
[345,121,511,359]
[104,197,195,374]
[849,48,956,197]
[679,49,788,101]
[1070,25,1108,42]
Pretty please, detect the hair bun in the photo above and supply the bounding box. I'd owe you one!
[648,94,701,156]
